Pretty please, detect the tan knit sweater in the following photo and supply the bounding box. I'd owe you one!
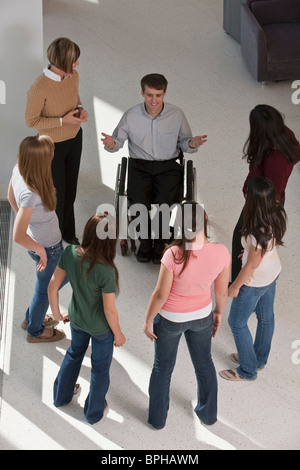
[25,69,82,143]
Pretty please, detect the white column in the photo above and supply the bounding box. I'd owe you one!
[0,0,43,194]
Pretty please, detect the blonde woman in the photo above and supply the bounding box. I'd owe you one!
[25,37,88,245]
[8,135,67,343]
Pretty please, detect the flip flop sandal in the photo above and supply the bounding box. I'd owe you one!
[229,353,239,364]
[74,384,80,395]
[104,400,109,417]
[219,369,253,381]
[229,353,264,371]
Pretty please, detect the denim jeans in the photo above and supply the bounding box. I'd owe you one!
[148,313,218,429]
[228,276,279,380]
[26,240,67,337]
[53,324,114,425]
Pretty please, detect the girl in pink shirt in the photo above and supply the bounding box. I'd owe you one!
[143,202,230,429]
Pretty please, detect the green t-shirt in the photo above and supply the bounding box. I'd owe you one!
[58,245,116,336]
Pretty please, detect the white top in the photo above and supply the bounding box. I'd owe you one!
[43,65,71,82]
[241,234,282,287]
[160,302,212,323]
[12,165,61,248]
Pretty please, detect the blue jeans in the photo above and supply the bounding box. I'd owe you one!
[228,276,279,380]
[53,324,114,425]
[26,241,67,337]
[148,313,218,429]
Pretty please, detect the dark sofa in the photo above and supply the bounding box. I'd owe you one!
[241,0,300,81]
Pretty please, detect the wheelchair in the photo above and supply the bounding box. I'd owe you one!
[114,150,197,256]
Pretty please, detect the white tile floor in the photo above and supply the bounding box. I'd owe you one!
[0,0,300,451]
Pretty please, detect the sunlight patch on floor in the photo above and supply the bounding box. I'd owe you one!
[191,400,236,450]
[0,271,15,376]
[42,355,124,450]
[113,347,150,397]
[93,96,128,191]
[0,400,64,450]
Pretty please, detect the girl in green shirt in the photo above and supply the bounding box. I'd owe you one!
[48,212,125,424]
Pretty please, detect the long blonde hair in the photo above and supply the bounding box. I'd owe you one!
[18,135,56,212]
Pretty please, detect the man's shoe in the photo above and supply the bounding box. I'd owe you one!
[152,240,165,264]
[136,240,152,263]
[64,237,80,245]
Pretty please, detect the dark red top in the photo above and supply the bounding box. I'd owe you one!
[242,129,300,201]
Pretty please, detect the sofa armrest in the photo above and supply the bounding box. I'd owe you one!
[251,0,300,25]
[241,3,268,81]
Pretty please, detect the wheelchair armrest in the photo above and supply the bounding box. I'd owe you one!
[177,148,184,165]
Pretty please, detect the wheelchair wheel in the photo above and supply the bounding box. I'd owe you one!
[114,157,128,256]
[186,160,195,201]
[114,157,127,213]
[118,157,127,196]
[120,239,128,256]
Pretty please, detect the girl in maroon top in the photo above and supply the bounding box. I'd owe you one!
[231,104,300,282]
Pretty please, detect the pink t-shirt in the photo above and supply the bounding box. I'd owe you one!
[161,243,231,313]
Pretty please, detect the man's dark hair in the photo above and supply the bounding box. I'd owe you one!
[141,73,168,92]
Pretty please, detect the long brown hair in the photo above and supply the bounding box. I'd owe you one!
[76,212,119,292]
[167,201,208,276]
[243,104,300,167]
[242,177,287,255]
[17,135,56,212]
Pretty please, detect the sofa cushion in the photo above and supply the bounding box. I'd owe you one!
[264,23,300,72]
[251,0,300,25]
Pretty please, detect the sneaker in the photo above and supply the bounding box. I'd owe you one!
[64,237,80,245]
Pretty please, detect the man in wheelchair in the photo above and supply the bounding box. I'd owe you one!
[101,73,207,263]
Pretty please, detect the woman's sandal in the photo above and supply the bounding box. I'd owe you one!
[27,328,66,343]
[229,353,239,364]
[219,369,255,381]
[74,384,80,395]
[229,352,264,371]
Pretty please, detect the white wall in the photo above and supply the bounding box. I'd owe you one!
[0,0,43,194]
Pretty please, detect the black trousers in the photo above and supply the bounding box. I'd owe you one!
[127,158,183,240]
[231,208,244,283]
[52,128,82,240]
